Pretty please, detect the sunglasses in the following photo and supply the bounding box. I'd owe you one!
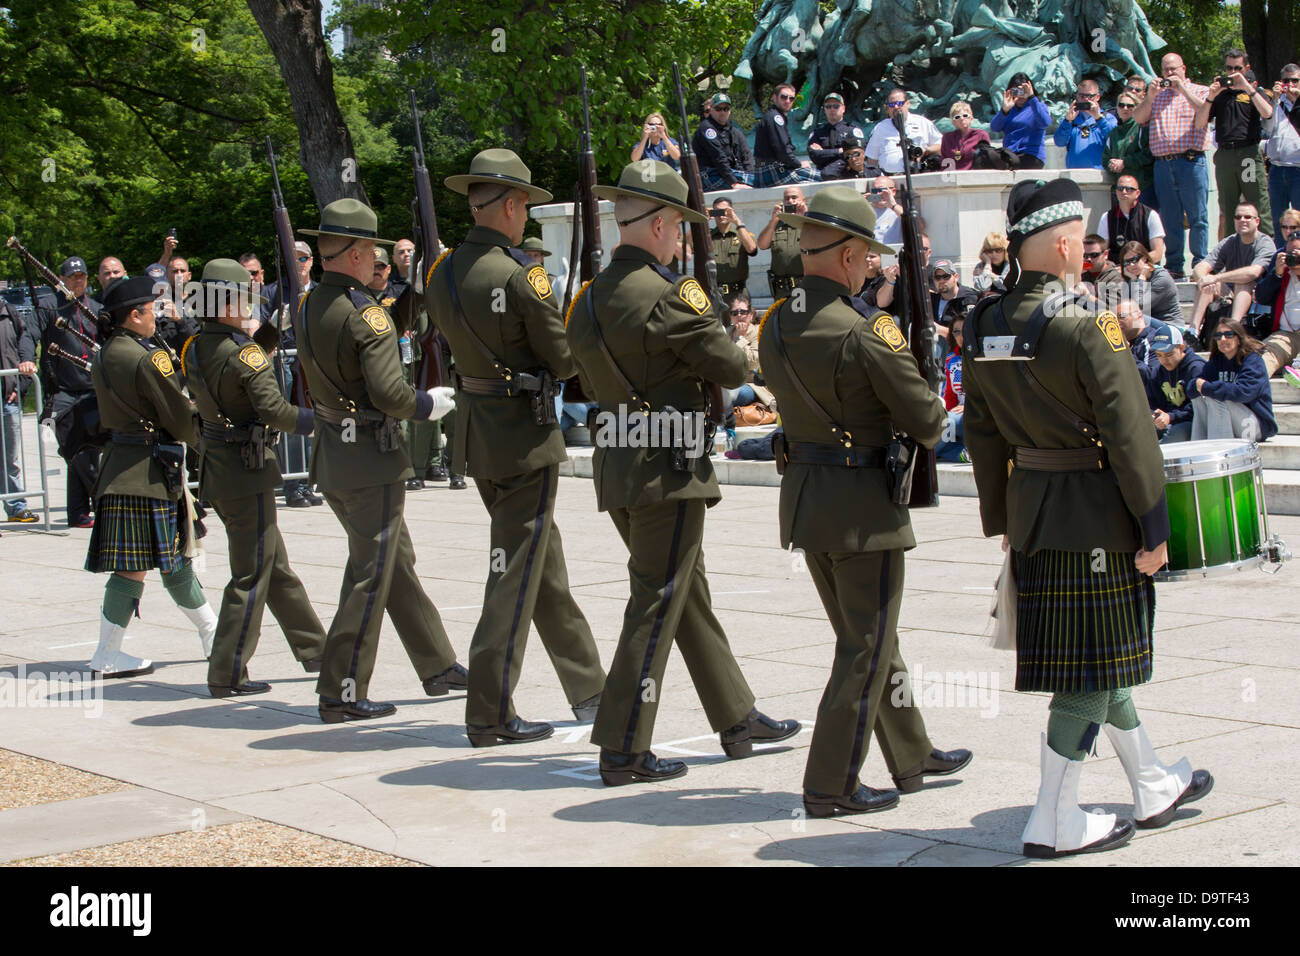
[933,272,954,280]
[1076,92,1099,99]
[1283,77,1300,85]
[825,102,844,108]
[1214,330,1238,339]
[952,113,972,119]
[1082,251,1103,260]
[886,100,907,108]
[714,104,731,111]
[297,255,311,262]
[1117,102,1136,109]
[777,93,795,101]
[1116,184,1139,192]
[730,308,752,316]
[1234,214,1258,220]
[1123,255,1144,265]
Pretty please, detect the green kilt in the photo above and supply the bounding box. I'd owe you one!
[85,494,186,574]
[1013,548,1154,693]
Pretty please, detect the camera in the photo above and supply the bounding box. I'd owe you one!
[168,227,177,239]
[1160,79,1172,88]
[1286,252,1300,267]
[907,145,923,161]
[1073,101,1091,113]
[1010,85,1027,97]
[782,202,798,213]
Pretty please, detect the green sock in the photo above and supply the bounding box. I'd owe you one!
[160,560,205,610]
[1048,691,1110,760]
[1106,688,1140,731]
[103,575,145,628]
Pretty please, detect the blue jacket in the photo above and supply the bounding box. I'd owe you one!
[991,98,1051,161]
[1195,351,1277,439]
[1146,350,1205,425]
[1130,322,1167,386]
[1053,112,1118,169]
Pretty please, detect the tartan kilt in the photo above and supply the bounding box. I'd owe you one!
[1012,548,1154,693]
[84,494,187,574]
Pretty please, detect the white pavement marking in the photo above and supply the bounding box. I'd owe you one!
[49,639,135,649]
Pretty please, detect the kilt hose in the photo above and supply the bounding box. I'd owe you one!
[1013,548,1155,694]
[85,494,186,574]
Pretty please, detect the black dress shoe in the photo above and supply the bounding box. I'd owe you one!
[1137,770,1214,829]
[720,708,801,758]
[423,662,468,696]
[571,692,601,722]
[803,784,900,817]
[286,490,310,508]
[95,663,155,680]
[466,715,553,747]
[892,748,973,793]
[319,697,397,723]
[1024,819,1135,859]
[405,478,425,491]
[301,656,323,673]
[209,680,272,698]
[425,464,448,482]
[599,749,688,786]
[304,489,323,506]
[449,474,467,490]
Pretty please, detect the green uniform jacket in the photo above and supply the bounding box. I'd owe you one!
[423,225,570,480]
[91,328,198,501]
[769,221,804,277]
[181,322,314,500]
[713,224,753,289]
[299,271,433,491]
[1103,118,1154,195]
[566,245,746,511]
[757,276,946,552]
[961,271,1169,554]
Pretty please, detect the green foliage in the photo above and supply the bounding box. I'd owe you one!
[1142,0,1245,81]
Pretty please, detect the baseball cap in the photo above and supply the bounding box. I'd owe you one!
[294,240,312,257]
[144,263,167,282]
[824,92,845,105]
[711,92,732,107]
[60,256,87,277]
[373,247,390,266]
[1153,325,1185,352]
[931,258,958,277]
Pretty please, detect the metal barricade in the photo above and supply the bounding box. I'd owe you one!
[0,370,52,531]
[273,347,311,485]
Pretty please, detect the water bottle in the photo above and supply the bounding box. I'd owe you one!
[399,334,413,365]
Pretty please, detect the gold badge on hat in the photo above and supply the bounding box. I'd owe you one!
[239,344,268,371]
[151,350,175,376]
[362,305,392,335]
[527,266,552,300]
[679,279,710,315]
[873,315,906,352]
[1097,311,1126,352]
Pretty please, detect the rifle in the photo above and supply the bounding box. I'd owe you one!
[265,137,308,404]
[671,63,727,433]
[561,181,582,316]
[892,113,939,508]
[408,90,446,389]
[6,236,100,330]
[578,67,602,282]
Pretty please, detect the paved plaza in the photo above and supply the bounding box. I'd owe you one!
[1,445,1297,866]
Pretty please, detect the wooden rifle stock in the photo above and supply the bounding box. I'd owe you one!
[409,90,445,389]
[892,114,939,508]
[266,138,308,405]
[561,181,582,316]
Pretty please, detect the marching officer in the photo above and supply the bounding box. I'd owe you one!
[567,160,799,786]
[83,275,218,677]
[710,198,757,317]
[519,236,555,283]
[757,187,970,816]
[426,148,605,746]
[21,256,102,527]
[756,186,807,299]
[962,178,1212,857]
[180,259,325,698]
[297,198,464,723]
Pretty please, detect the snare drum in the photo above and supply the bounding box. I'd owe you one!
[1157,440,1267,581]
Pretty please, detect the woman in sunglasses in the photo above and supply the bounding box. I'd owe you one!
[1119,241,1184,327]
[940,99,989,171]
[1191,316,1277,441]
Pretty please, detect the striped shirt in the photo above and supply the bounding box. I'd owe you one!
[1145,83,1210,156]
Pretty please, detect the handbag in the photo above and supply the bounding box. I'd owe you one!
[987,547,1017,650]
[734,402,777,426]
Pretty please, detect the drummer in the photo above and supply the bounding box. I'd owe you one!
[963,178,1213,859]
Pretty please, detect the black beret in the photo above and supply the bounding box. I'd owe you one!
[1006,178,1085,241]
[100,275,159,317]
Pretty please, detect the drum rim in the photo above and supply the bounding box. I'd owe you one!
[1154,554,1263,582]
[1162,453,1262,481]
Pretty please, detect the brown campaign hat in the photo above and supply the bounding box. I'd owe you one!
[444,149,553,205]
[778,186,895,255]
[299,198,395,245]
[592,160,707,225]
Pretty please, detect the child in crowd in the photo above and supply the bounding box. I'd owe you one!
[935,312,968,462]
[1146,325,1205,444]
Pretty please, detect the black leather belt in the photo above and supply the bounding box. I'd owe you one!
[200,420,274,443]
[1013,445,1109,471]
[109,430,157,446]
[453,370,544,397]
[785,441,885,468]
[313,403,386,426]
[1155,149,1204,161]
[717,281,744,300]
[1217,141,1257,151]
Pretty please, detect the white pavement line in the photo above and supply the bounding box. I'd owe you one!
[49,639,134,649]
[962,586,996,591]
[439,604,483,611]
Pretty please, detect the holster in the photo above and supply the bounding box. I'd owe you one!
[240,423,269,471]
[885,436,919,505]
[530,370,561,426]
[773,431,789,475]
[153,442,186,497]
[376,417,405,453]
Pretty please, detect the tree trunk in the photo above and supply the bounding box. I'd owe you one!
[246,0,366,207]
[1242,0,1295,84]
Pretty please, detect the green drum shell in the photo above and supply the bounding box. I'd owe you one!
[1157,440,1264,582]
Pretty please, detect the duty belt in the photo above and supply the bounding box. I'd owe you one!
[717,281,744,300]
[312,402,386,426]
[453,370,546,397]
[200,420,272,443]
[109,429,158,446]
[785,441,886,468]
[768,273,798,297]
[1155,149,1204,161]
[1013,446,1109,471]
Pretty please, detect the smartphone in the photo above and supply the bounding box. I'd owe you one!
[168,227,178,240]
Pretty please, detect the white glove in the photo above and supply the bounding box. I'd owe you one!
[422,386,456,422]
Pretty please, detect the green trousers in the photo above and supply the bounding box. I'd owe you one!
[802,548,933,795]
[207,490,326,688]
[466,463,605,725]
[316,480,458,700]
[403,361,443,472]
[591,498,755,754]
[1215,145,1272,235]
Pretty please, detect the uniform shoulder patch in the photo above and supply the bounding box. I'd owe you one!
[678,279,710,315]
[872,314,907,352]
[565,280,594,329]
[757,298,787,346]
[526,265,553,300]
[361,305,391,335]
[1096,310,1126,352]
[238,343,269,371]
[425,247,452,287]
[774,113,786,126]
[150,349,175,377]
